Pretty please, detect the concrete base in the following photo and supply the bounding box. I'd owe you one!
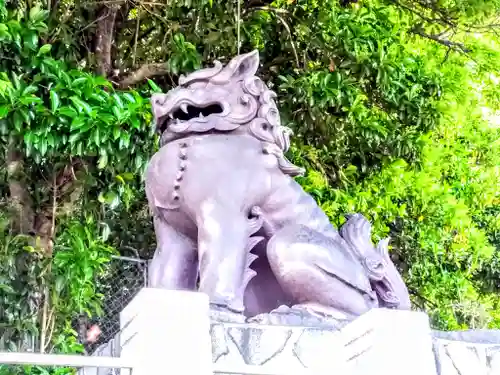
[212,308,437,375]
[433,338,500,375]
[119,288,212,375]
[82,289,500,375]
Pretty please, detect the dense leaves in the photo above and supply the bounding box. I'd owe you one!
[0,7,155,208]
[0,6,153,357]
[291,37,500,329]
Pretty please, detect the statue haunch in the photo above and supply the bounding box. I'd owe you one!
[146,50,411,326]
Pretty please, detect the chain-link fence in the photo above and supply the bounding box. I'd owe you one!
[1,254,148,358]
[83,255,148,354]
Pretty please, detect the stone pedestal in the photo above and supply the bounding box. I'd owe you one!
[211,308,437,375]
[84,289,500,375]
[119,288,212,375]
[432,334,500,375]
[211,322,346,374]
[341,309,437,375]
[86,289,444,375]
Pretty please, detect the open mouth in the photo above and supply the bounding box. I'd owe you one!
[159,103,224,132]
[172,103,223,121]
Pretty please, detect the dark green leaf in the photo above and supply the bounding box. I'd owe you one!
[24,31,38,50]
[13,111,23,130]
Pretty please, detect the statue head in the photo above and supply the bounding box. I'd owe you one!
[150,50,304,176]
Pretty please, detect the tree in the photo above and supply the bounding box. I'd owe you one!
[0,5,155,354]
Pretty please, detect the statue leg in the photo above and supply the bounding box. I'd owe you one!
[197,206,249,315]
[249,224,378,327]
[148,215,198,290]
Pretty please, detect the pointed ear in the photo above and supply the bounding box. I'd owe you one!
[212,50,260,83]
[234,50,260,78]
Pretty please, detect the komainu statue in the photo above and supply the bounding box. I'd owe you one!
[145,50,411,327]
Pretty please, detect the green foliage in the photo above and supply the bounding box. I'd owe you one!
[0,6,155,210]
[49,219,117,350]
[165,34,202,75]
[0,0,5,22]
[277,4,441,179]
[0,364,74,375]
[0,6,146,359]
[0,215,116,354]
[291,40,500,329]
[0,229,46,351]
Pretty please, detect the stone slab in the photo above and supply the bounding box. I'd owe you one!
[119,288,212,375]
[211,322,345,374]
[433,339,500,375]
[211,308,438,375]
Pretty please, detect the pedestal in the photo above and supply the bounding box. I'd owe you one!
[85,289,500,375]
[119,288,212,375]
[211,308,438,375]
[341,309,438,375]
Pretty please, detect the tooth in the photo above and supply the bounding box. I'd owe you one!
[169,113,174,119]
[180,104,188,113]
[199,113,204,118]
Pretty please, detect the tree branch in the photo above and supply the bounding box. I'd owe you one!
[412,28,471,54]
[117,63,168,88]
[388,0,455,27]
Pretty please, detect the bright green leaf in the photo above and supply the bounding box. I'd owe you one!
[37,44,52,56]
[50,90,60,113]
[59,106,78,118]
[97,152,108,169]
[147,79,161,93]
[70,96,92,116]
[0,105,9,119]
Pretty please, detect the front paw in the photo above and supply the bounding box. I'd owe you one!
[210,303,246,323]
[247,304,349,329]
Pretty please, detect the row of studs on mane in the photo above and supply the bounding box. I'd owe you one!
[171,142,188,205]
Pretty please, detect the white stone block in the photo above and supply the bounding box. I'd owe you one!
[119,288,212,375]
[340,308,437,375]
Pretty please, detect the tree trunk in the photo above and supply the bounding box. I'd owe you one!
[7,145,34,235]
[95,5,119,77]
